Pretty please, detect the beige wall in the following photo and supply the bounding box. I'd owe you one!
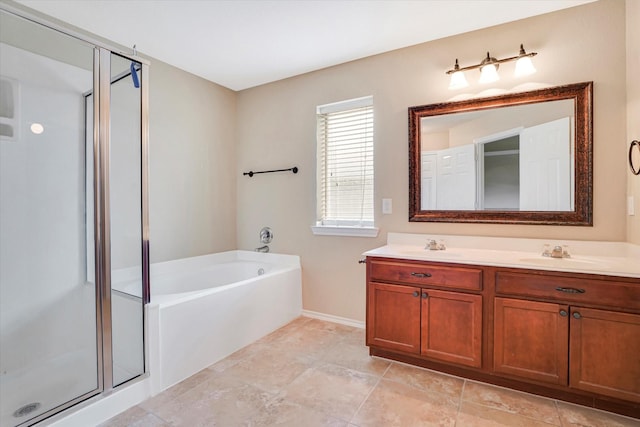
[149,59,237,262]
[627,0,640,244]
[236,0,629,322]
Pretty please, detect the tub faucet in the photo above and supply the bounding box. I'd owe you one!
[255,245,270,253]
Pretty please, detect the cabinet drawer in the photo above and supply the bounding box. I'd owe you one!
[369,258,482,291]
[495,271,640,310]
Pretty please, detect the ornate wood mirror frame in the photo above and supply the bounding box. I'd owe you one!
[409,81,593,225]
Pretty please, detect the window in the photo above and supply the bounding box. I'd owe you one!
[312,96,378,237]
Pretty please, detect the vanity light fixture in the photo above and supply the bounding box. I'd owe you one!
[446,44,537,89]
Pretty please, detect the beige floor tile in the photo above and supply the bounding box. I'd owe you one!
[245,397,348,427]
[99,406,169,427]
[351,378,458,427]
[138,367,219,413]
[220,346,314,393]
[281,362,379,421]
[383,363,464,406]
[304,317,359,335]
[462,381,561,425]
[456,401,560,427]
[255,316,312,344]
[556,401,640,427]
[321,338,391,377]
[147,374,275,426]
[263,324,346,359]
[342,327,367,346]
[209,340,269,373]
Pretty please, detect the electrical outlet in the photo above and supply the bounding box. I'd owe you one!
[382,198,392,214]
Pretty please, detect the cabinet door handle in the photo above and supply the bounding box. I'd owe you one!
[559,309,568,317]
[421,292,428,299]
[572,312,582,319]
[555,287,585,294]
[411,272,432,278]
[412,291,420,297]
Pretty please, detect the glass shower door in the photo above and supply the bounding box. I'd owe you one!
[109,53,145,387]
[0,10,100,427]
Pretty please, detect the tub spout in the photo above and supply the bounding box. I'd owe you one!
[255,245,270,253]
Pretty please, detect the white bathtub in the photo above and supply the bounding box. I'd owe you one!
[145,250,302,393]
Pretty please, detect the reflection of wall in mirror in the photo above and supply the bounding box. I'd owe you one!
[420,100,574,151]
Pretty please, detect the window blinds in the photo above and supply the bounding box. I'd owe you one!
[317,96,374,227]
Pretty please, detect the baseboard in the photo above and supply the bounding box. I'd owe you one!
[302,310,365,329]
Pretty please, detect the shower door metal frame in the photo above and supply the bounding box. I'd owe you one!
[0,3,150,425]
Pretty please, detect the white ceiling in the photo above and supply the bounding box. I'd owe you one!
[16,0,594,91]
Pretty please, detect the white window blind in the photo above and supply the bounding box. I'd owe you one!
[316,96,374,228]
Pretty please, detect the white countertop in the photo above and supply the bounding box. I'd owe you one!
[363,233,640,279]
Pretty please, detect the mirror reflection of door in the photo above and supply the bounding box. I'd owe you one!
[421,116,571,211]
[519,117,572,211]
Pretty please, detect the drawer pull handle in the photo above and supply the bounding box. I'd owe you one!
[559,309,568,317]
[573,312,582,319]
[411,272,432,278]
[412,291,419,297]
[421,292,428,299]
[555,287,585,294]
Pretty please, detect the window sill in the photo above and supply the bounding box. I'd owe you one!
[311,225,380,238]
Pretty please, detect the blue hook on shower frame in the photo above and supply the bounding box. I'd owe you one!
[130,44,140,88]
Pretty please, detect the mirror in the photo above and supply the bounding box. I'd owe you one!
[409,82,592,225]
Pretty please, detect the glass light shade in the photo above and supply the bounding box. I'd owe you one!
[515,56,536,77]
[479,63,499,84]
[448,71,468,90]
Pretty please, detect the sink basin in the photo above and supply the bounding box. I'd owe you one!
[517,257,608,269]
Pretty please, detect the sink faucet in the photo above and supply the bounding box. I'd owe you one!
[425,239,446,251]
[542,244,570,258]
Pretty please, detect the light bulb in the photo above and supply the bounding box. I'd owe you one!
[448,71,468,90]
[479,64,499,84]
[515,56,536,77]
[30,123,44,134]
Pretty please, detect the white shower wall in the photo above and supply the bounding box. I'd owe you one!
[0,42,96,375]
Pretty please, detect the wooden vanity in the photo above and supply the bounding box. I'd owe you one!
[365,255,640,418]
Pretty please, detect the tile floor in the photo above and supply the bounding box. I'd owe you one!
[101,317,639,427]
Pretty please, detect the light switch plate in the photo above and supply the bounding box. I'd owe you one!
[382,198,392,214]
[629,196,635,216]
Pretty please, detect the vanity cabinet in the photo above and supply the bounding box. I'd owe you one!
[569,307,640,402]
[493,297,568,385]
[494,298,640,402]
[366,258,483,368]
[366,256,640,418]
[494,271,640,403]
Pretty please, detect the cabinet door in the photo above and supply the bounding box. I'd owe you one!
[570,307,640,403]
[367,282,421,354]
[494,297,568,385]
[421,289,482,368]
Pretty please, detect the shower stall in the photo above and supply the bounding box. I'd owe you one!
[0,4,149,427]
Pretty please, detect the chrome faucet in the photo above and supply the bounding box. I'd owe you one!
[255,245,270,253]
[425,239,446,251]
[542,244,570,258]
